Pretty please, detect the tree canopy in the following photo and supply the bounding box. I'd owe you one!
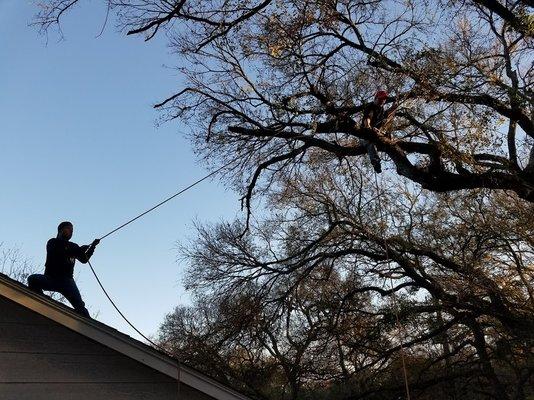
[160,167,534,399]
[36,0,534,209]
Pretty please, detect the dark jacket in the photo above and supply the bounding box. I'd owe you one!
[361,103,386,129]
[44,238,94,279]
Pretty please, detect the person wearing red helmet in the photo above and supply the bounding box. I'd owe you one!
[360,90,396,173]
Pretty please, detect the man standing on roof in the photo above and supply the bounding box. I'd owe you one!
[360,90,397,173]
[27,222,100,318]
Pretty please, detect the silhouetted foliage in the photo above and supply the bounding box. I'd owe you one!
[158,164,533,400]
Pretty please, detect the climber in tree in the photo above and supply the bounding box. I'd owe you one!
[28,221,99,318]
[360,90,397,173]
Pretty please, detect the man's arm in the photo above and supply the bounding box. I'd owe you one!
[362,106,374,129]
[76,239,100,264]
[380,101,398,136]
[362,115,372,129]
[386,100,398,119]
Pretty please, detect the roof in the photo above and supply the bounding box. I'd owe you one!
[0,273,250,400]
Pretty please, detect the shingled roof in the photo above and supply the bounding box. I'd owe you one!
[0,273,250,400]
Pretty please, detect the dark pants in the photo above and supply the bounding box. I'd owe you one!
[361,139,382,173]
[27,274,90,318]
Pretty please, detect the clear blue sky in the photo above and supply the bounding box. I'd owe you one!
[0,1,240,339]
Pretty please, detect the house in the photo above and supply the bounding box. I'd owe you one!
[0,273,250,400]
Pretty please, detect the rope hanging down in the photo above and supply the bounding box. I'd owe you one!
[87,260,182,397]
[87,259,162,349]
[373,172,412,400]
[84,163,234,397]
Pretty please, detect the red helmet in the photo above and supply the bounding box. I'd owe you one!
[375,90,388,100]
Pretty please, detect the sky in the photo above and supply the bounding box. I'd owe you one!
[0,1,240,340]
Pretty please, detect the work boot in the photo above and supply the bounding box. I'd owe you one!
[371,159,382,173]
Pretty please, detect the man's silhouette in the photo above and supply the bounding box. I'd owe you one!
[28,221,99,318]
[361,90,397,173]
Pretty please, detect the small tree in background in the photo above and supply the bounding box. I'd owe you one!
[0,243,37,283]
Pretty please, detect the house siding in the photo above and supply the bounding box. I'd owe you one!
[0,296,211,400]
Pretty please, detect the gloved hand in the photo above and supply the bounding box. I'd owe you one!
[92,239,100,247]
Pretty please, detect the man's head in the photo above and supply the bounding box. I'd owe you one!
[374,90,388,106]
[57,221,73,240]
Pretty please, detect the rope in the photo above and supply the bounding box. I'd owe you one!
[87,259,182,399]
[86,162,234,397]
[80,154,406,399]
[85,162,233,343]
[99,161,233,240]
[87,260,162,349]
[373,172,412,400]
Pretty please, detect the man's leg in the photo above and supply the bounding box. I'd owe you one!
[524,146,534,178]
[27,274,59,295]
[59,279,90,318]
[361,139,382,173]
